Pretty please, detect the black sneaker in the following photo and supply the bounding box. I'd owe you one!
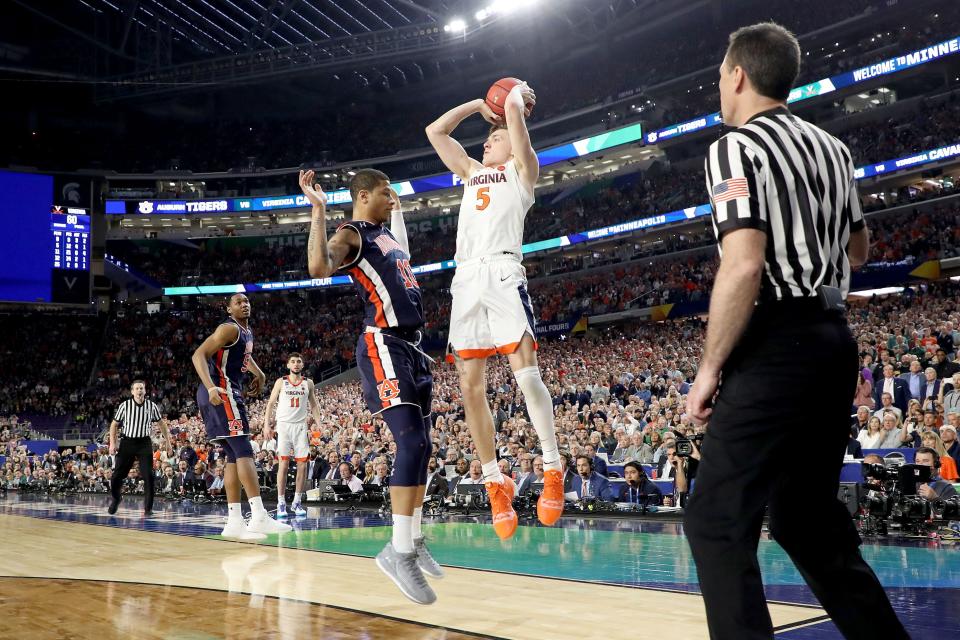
[107,497,120,515]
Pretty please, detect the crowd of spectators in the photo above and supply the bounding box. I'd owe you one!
[5,279,958,500]
[3,191,957,436]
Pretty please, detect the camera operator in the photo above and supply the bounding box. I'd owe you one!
[915,447,958,501]
[618,461,663,507]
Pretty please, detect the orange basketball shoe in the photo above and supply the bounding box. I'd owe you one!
[537,469,564,526]
[484,475,518,540]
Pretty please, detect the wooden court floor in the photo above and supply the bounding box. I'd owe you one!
[0,513,828,639]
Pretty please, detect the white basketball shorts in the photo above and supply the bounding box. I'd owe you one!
[276,421,310,461]
[448,254,538,359]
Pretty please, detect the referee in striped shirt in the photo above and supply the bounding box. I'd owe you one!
[107,380,172,517]
[684,23,907,639]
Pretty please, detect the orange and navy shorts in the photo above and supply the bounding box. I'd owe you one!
[356,331,432,417]
[196,384,250,441]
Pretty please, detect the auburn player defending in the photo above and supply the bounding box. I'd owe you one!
[426,81,563,540]
[191,293,292,540]
[301,167,440,605]
[264,353,323,518]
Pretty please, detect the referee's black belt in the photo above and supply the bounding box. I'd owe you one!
[119,435,152,442]
[755,294,844,322]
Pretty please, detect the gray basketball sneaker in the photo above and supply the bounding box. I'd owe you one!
[414,536,444,579]
[375,542,437,605]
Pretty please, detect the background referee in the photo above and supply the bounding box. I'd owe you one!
[684,23,907,639]
[107,379,172,516]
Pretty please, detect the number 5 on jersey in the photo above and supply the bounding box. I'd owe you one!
[475,187,491,212]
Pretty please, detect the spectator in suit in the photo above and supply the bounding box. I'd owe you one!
[369,460,391,486]
[175,460,194,489]
[876,364,910,414]
[559,451,575,493]
[618,461,662,507]
[919,368,942,410]
[583,444,607,477]
[321,452,341,480]
[514,455,534,496]
[424,457,448,501]
[872,393,903,421]
[532,455,545,485]
[158,465,177,494]
[572,455,611,500]
[306,451,326,488]
[901,360,925,401]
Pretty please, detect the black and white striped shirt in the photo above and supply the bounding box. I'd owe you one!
[704,106,865,299]
[113,399,163,438]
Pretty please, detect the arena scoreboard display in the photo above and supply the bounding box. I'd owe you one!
[0,171,91,304]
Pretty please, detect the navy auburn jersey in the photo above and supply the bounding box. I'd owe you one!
[207,318,254,398]
[338,220,424,329]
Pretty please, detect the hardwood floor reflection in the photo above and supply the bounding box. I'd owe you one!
[0,577,480,640]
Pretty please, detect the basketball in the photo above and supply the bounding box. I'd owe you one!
[485,77,533,117]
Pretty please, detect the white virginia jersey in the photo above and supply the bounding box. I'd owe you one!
[275,376,310,423]
[455,159,535,262]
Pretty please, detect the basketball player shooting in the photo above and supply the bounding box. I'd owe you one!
[301,168,441,605]
[425,79,564,540]
[264,353,323,519]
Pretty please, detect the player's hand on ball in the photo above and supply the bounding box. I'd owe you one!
[511,82,536,117]
[478,100,504,126]
[298,170,328,210]
[207,386,227,406]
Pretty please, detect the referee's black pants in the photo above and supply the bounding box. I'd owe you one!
[683,302,907,640]
[109,436,155,512]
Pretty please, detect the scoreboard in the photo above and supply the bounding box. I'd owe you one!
[0,171,91,305]
[51,207,91,271]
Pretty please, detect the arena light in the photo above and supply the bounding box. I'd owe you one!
[444,19,466,32]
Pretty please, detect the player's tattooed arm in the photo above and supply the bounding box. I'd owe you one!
[301,170,356,278]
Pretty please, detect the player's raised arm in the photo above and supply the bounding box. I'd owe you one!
[190,323,240,407]
[425,100,493,180]
[504,82,539,191]
[388,188,409,255]
[301,170,359,278]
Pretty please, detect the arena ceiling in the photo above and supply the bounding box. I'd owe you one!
[5,0,653,75]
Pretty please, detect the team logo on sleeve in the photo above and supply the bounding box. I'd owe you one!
[377,379,401,402]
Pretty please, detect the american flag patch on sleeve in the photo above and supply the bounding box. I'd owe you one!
[711,177,750,203]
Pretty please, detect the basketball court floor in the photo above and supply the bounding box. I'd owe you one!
[0,493,956,639]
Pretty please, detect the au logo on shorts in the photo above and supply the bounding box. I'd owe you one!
[377,379,401,402]
[228,419,244,436]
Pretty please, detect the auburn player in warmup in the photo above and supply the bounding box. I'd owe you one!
[191,293,292,540]
[426,80,564,540]
[264,353,323,518]
[300,167,440,605]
